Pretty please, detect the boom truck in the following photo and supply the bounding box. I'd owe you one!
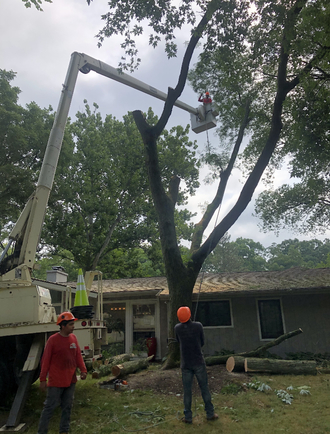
[0,52,218,430]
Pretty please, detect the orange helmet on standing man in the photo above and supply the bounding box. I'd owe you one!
[177,306,191,323]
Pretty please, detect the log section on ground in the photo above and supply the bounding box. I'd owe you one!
[93,353,131,378]
[226,356,246,372]
[244,357,317,375]
[111,355,154,377]
[205,328,303,366]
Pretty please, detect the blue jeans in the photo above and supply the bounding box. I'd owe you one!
[37,384,75,434]
[182,364,214,421]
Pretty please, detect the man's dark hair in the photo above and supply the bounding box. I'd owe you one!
[59,320,74,328]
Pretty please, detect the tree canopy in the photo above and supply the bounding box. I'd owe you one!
[88,0,330,367]
[21,0,51,11]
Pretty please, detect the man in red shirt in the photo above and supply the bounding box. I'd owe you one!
[37,312,87,434]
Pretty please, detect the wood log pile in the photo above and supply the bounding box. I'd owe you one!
[97,355,154,389]
[92,353,153,379]
[111,355,154,377]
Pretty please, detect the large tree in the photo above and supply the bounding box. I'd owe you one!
[89,0,329,367]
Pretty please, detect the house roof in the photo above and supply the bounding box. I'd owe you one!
[89,267,330,298]
[92,276,167,299]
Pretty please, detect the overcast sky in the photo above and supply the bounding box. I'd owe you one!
[1,0,329,248]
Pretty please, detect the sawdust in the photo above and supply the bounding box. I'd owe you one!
[122,364,250,395]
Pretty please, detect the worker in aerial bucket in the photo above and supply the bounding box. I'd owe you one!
[37,312,87,434]
[175,306,219,424]
[198,91,212,104]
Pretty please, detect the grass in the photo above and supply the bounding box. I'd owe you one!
[3,371,330,433]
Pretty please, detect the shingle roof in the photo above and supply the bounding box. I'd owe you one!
[93,276,167,294]
[88,267,330,296]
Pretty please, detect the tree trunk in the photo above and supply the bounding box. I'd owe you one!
[244,358,317,375]
[226,356,246,372]
[111,355,154,377]
[205,328,303,366]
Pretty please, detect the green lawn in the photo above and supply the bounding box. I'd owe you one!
[2,371,330,433]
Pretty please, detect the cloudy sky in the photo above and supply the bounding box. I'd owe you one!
[1,0,329,248]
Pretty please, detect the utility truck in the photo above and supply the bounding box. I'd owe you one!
[0,52,217,430]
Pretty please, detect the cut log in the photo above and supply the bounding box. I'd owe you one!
[226,356,246,372]
[107,353,131,366]
[94,353,131,378]
[244,358,317,375]
[205,328,303,366]
[111,355,154,377]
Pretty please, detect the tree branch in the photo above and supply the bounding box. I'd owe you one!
[191,0,306,271]
[287,46,329,92]
[154,0,223,136]
[190,99,251,253]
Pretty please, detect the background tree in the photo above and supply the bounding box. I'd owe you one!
[266,238,330,270]
[90,0,330,367]
[203,235,267,272]
[0,70,73,248]
[204,237,330,272]
[43,102,199,275]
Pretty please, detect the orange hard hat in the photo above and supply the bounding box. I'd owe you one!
[56,311,77,325]
[177,306,191,323]
[205,91,210,95]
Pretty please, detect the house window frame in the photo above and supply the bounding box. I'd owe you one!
[257,298,286,341]
[192,299,233,329]
[126,299,160,359]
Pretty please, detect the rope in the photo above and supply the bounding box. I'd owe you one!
[193,132,223,322]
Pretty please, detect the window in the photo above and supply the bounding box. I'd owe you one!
[50,289,63,314]
[258,299,284,339]
[192,300,231,327]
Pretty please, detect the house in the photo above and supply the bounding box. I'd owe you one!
[90,268,330,360]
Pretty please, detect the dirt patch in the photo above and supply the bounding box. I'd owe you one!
[118,364,250,395]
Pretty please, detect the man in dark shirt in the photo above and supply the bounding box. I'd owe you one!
[175,306,218,424]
